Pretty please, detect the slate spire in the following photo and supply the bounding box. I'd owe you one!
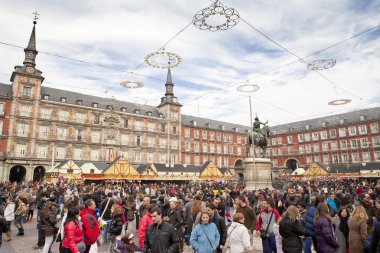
[23,20,38,67]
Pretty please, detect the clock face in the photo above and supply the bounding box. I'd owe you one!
[25,67,34,74]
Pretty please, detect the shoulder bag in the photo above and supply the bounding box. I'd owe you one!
[200,224,217,253]
[260,211,274,238]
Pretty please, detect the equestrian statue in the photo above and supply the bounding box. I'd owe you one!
[246,116,270,158]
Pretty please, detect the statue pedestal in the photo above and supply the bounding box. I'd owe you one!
[244,158,273,190]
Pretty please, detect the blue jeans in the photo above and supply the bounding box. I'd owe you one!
[302,237,313,253]
[262,234,277,253]
[102,221,110,242]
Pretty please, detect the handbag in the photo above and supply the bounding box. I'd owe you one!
[200,224,217,253]
[89,243,98,253]
[76,241,86,253]
[260,211,274,238]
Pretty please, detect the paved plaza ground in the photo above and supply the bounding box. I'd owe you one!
[2,217,265,253]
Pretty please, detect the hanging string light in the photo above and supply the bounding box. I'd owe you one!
[144,48,182,69]
[328,99,352,106]
[307,59,336,70]
[193,0,240,32]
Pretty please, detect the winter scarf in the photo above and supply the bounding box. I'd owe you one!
[338,216,349,246]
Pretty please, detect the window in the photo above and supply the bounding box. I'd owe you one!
[305,144,311,153]
[299,145,304,154]
[194,142,199,152]
[194,130,199,139]
[323,155,330,164]
[77,129,82,141]
[373,137,380,147]
[210,132,215,141]
[57,127,67,140]
[350,139,358,149]
[370,123,379,133]
[312,132,319,141]
[329,129,337,138]
[92,103,98,108]
[314,156,320,163]
[237,147,242,156]
[161,123,166,133]
[322,142,329,151]
[59,110,68,121]
[136,136,141,146]
[76,100,83,106]
[351,153,360,162]
[271,148,277,156]
[237,136,242,144]
[121,107,127,112]
[306,156,312,164]
[74,148,82,160]
[287,136,293,144]
[229,146,233,155]
[210,144,215,153]
[272,138,277,145]
[340,140,347,149]
[376,152,380,161]
[333,154,339,163]
[135,152,141,162]
[76,113,86,123]
[224,157,228,166]
[277,137,282,145]
[363,152,370,162]
[341,154,349,163]
[273,159,278,167]
[331,141,338,151]
[15,144,27,156]
[93,115,100,125]
[304,133,311,142]
[159,138,167,148]
[0,121,3,135]
[185,128,190,138]
[184,155,191,165]
[223,134,227,142]
[40,108,51,119]
[148,137,155,147]
[228,134,233,143]
[22,86,31,97]
[202,131,207,140]
[91,150,99,161]
[39,126,49,139]
[60,97,66,103]
[172,126,177,134]
[171,140,178,149]
[348,126,357,136]
[19,105,31,117]
[338,128,346,137]
[160,154,166,163]
[203,143,208,153]
[92,132,100,143]
[16,123,28,137]
[124,119,129,128]
[56,147,66,159]
[217,145,222,154]
[147,153,154,163]
[278,148,283,156]
[224,145,228,154]
[298,134,304,143]
[135,121,142,131]
[0,103,4,115]
[36,146,48,158]
[359,125,367,135]
[288,146,293,155]
[148,122,155,132]
[360,138,369,148]
[185,141,190,151]
[313,144,320,152]
[217,157,222,166]
[320,131,327,140]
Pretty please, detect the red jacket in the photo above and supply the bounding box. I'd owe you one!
[138,212,153,249]
[62,220,83,253]
[79,208,100,246]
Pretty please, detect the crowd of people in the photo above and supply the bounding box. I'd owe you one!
[1,178,380,253]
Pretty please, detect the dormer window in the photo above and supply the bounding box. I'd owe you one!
[306,124,310,130]
[106,105,113,110]
[159,113,164,118]
[76,100,83,106]
[92,103,98,108]
[322,121,328,127]
[233,127,239,133]
[360,115,366,121]
[121,107,127,112]
[220,125,225,130]
[134,109,140,114]
[289,127,294,132]
[205,123,211,128]
[43,94,49,100]
[146,111,152,116]
[340,119,346,125]
[191,120,197,127]
[60,97,66,103]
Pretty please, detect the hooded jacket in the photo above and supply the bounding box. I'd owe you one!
[226,222,250,253]
[79,208,100,246]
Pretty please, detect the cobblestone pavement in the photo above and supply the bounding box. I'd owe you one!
[2,218,264,253]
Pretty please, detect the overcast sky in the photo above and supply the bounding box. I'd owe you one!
[0,0,379,127]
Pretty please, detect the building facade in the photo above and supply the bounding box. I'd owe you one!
[0,21,249,182]
[268,108,380,177]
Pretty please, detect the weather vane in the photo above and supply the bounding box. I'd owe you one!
[32,11,40,24]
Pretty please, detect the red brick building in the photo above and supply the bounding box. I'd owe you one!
[0,96,11,155]
[268,108,380,177]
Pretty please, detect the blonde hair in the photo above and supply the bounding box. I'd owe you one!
[285,205,299,222]
[350,206,368,221]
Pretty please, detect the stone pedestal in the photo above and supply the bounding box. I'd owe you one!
[244,157,273,190]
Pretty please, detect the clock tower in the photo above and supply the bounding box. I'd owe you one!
[6,19,45,181]
[157,65,182,165]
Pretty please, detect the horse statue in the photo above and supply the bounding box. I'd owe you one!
[246,116,270,158]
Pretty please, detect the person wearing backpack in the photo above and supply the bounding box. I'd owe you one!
[79,199,100,253]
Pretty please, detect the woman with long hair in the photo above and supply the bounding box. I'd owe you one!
[41,202,59,253]
[348,205,368,253]
[191,197,203,227]
[279,205,304,253]
[190,211,220,253]
[116,232,140,253]
[314,202,339,253]
[60,207,85,253]
[332,207,350,253]
[109,204,124,253]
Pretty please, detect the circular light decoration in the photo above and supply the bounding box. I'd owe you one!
[193,1,240,32]
[120,81,144,89]
[144,49,182,69]
[307,59,336,70]
[236,83,260,93]
[328,99,352,106]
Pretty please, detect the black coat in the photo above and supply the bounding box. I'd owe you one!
[142,221,179,253]
[167,208,183,238]
[279,217,304,253]
[41,210,59,236]
[108,214,123,236]
[212,212,227,246]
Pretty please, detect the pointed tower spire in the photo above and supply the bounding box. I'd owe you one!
[23,17,39,67]
[165,63,174,96]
